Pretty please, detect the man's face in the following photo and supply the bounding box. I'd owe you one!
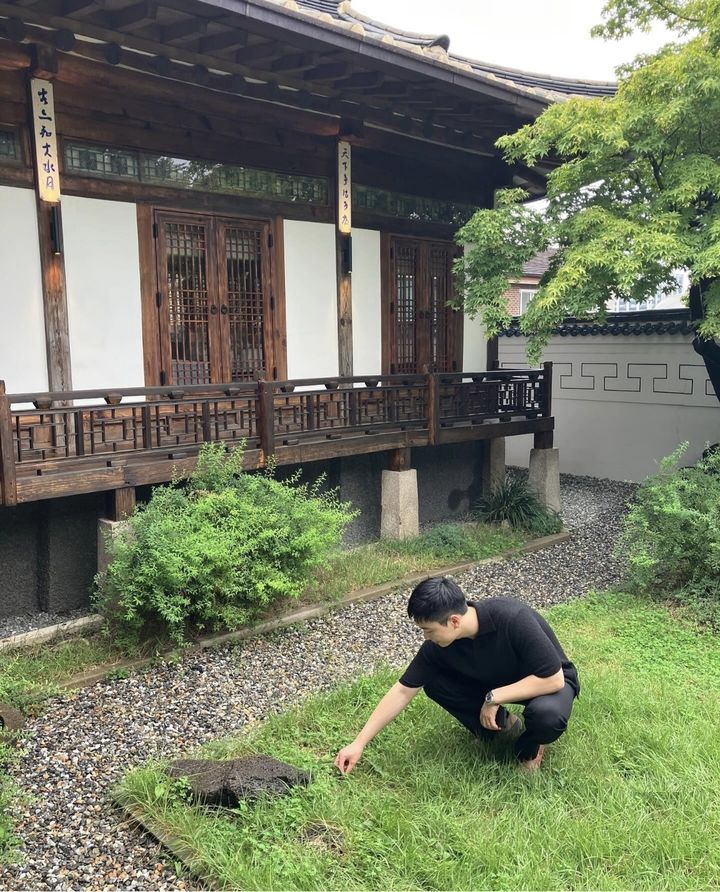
[415,615,460,647]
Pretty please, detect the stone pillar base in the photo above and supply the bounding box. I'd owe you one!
[381,469,419,540]
[481,437,506,496]
[528,447,561,514]
[97,517,128,575]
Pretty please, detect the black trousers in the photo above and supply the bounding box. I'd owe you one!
[424,673,576,762]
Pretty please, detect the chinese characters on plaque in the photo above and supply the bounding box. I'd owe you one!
[337,140,351,234]
[30,78,61,203]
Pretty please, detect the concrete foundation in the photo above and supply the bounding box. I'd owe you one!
[381,469,419,539]
[528,447,561,513]
[0,493,103,618]
[0,443,488,617]
[97,518,128,575]
[481,437,506,495]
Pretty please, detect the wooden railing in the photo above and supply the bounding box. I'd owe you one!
[0,365,553,506]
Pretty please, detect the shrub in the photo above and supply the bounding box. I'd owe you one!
[620,443,720,622]
[95,443,356,647]
[473,474,562,535]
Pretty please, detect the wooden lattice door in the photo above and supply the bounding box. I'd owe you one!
[383,235,462,375]
[155,212,278,386]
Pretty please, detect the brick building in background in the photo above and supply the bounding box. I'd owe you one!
[504,249,555,316]
[506,248,687,317]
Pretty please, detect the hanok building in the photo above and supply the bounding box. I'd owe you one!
[0,0,613,618]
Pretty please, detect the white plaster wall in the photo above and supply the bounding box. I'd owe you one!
[62,196,144,391]
[0,186,48,393]
[463,314,487,372]
[499,333,720,481]
[351,228,381,377]
[283,220,338,379]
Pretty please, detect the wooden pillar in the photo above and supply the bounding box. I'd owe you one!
[388,447,411,472]
[336,233,353,377]
[0,382,18,507]
[109,486,136,521]
[27,57,73,395]
[257,379,276,462]
[486,335,498,371]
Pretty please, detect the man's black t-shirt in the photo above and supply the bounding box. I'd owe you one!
[399,598,579,696]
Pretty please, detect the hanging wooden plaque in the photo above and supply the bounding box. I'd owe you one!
[30,78,61,203]
[337,140,351,234]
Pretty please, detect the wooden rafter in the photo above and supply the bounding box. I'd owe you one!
[0,5,512,154]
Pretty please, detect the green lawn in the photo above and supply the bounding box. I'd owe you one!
[116,592,720,891]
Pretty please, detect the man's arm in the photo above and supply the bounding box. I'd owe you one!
[334,682,420,774]
[480,669,565,730]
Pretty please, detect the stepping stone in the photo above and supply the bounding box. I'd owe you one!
[167,755,311,807]
[0,702,25,732]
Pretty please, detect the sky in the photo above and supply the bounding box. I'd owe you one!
[352,0,671,81]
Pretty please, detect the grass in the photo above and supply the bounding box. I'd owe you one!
[116,592,720,891]
[304,521,525,602]
[0,519,522,865]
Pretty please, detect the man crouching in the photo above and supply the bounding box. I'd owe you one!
[334,576,579,774]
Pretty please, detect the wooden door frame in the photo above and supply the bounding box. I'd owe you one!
[381,232,463,375]
[137,205,287,386]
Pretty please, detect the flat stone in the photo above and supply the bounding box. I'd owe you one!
[0,701,26,731]
[226,755,311,801]
[166,759,233,807]
[167,755,311,807]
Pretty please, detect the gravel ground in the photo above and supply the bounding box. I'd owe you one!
[0,610,90,642]
[1,473,634,891]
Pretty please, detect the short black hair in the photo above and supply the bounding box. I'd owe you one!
[407,576,468,625]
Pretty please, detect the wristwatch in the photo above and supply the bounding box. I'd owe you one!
[484,690,495,704]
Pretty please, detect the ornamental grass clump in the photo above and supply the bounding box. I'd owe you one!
[473,474,562,536]
[94,443,356,647]
[620,443,720,626]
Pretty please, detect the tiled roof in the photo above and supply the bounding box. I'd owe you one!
[500,310,694,338]
[522,249,556,278]
[292,0,616,102]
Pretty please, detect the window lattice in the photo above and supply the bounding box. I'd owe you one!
[226,226,266,381]
[429,244,451,373]
[64,144,139,179]
[355,184,476,226]
[394,243,418,375]
[64,141,329,205]
[165,222,212,386]
[0,127,19,162]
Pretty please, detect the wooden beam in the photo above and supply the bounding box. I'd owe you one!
[106,1,157,30]
[29,44,59,79]
[271,52,317,72]
[60,0,101,14]
[234,40,282,64]
[197,28,248,54]
[304,61,349,81]
[0,39,31,70]
[156,17,207,43]
[0,18,27,42]
[335,71,383,90]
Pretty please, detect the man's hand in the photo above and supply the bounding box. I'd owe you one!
[334,740,365,774]
[480,701,501,731]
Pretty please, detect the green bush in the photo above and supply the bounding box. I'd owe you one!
[473,474,562,536]
[94,443,356,647]
[620,443,720,623]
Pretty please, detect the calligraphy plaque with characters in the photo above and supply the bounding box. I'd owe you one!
[30,78,61,202]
